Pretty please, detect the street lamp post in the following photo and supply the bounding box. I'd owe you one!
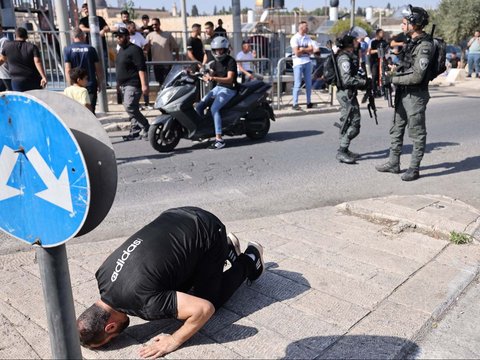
[350,0,356,28]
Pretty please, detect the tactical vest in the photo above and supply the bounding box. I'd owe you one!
[397,33,433,87]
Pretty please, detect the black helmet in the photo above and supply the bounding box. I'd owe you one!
[210,36,230,61]
[403,5,429,28]
[336,34,355,49]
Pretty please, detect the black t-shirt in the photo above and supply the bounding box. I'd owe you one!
[369,39,388,63]
[211,55,237,89]
[1,40,40,81]
[115,42,146,87]
[79,16,108,51]
[95,207,226,320]
[63,43,99,89]
[214,26,227,38]
[140,25,154,37]
[450,57,459,68]
[187,36,204,63]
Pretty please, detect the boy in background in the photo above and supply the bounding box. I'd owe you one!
[64,67,93,113]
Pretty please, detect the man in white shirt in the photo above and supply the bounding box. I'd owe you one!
[290,21,314,110]
[236,41,256,82]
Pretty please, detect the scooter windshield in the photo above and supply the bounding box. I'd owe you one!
[162,65,189,90]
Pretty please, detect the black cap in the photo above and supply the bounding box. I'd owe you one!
[115,27,129,36]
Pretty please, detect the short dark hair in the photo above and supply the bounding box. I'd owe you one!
[299,21,307,25]
[71,27,85,39]
[205,21,214,28]
[69,67,88,85]
[142,14,149,20]
[376,28,383,35]
[120,10,129,16]
[192,23,201,29]
[16,27,28,39]
[77,304,110,347]
[151,17,160,23]
[81,3,88,8]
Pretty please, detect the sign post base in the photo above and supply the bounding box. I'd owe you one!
[36,244,83,359]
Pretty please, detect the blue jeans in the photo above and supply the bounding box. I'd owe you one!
[195,85,237,135]
[467,53,480,76]
[292,61,312,106]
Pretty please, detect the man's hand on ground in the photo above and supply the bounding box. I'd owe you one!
[139,334,180,359]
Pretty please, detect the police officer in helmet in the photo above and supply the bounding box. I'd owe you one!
[375,5,433,181]
[335,34,368,164]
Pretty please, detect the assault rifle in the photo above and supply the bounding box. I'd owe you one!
[362,86,378,125]
[378,43,394,108]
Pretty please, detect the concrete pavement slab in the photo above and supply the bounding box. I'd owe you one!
[0,194,479,358]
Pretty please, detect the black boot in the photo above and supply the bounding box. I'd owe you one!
[336,148,356,164]
[375,161,400,173]
[401,168,420,181]
[346,149,360,159]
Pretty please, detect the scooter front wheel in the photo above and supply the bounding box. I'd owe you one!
[148,120,181,152]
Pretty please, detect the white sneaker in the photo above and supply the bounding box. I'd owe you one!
[227,233,242,263]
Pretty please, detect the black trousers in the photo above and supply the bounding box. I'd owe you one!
[190,231,250,309]
[0,79,12,91]
[153,65,171,86]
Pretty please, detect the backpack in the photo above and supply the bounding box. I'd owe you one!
[323,53,338,86]
[428,25,447,80]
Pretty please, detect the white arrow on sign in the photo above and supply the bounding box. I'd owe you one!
[26,147,74,213]
[0,145,22,201]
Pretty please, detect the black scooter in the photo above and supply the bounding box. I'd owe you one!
[148,65,275,152]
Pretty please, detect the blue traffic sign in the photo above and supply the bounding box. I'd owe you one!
[0,93,90,247]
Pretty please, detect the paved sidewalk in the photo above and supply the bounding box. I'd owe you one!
[0,194,479,359]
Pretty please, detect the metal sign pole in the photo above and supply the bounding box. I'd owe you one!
[36,244,83,359]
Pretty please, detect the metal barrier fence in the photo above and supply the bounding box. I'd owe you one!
[3,28,324,109]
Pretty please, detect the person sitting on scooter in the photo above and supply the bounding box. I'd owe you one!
[195,36,237,150]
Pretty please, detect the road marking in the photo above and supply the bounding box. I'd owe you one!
[0,145,22,201]
[26,147,73,213]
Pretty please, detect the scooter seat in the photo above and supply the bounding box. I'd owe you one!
[222,80,265,110]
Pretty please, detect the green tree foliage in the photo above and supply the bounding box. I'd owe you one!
[191,5,199,16]
[123,0,137,20]
[434,0,480,45]
[329,18,373,37]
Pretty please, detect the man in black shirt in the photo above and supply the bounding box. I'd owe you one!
[115,28,150,141]
[214,18,227,38]
[195,36,237,150]
[78,3,110,84]
[0,27,47,91]
[76,207,264,358]
[187,23,204,69]
[367,29,388,97]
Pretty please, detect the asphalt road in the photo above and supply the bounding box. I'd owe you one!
[1,87,479,253]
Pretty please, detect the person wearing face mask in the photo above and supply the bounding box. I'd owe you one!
[375,5,434,182]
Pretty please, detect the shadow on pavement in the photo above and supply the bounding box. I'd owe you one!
[359,141,459,161]
[283,335,419,359]
[421,155,480,178]
[99,262,310,353]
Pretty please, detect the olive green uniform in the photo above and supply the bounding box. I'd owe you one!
[336,51,366,150]
[389,33,433,169]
